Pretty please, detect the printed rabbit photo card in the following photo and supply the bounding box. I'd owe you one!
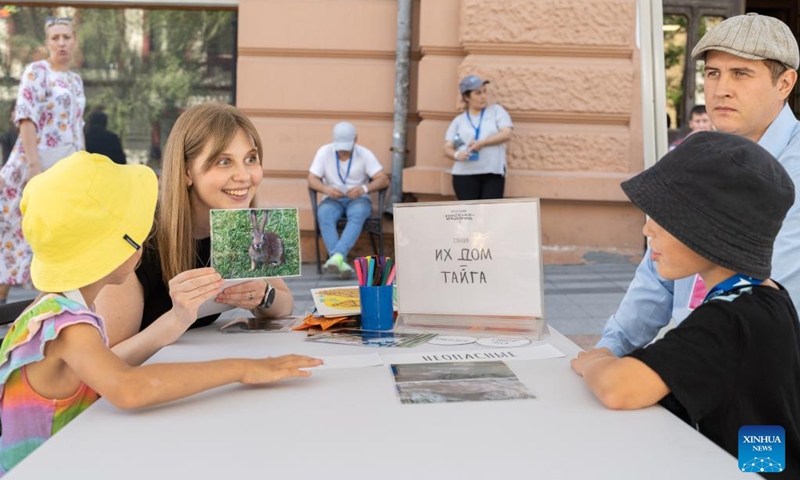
[209,208,301,280]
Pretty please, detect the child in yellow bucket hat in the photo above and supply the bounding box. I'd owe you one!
[0,152,321,476]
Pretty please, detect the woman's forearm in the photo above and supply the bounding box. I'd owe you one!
[19,120,39,166]
[101,275,184,366]
[253,279,294,318]
[474,127,512,149]
[444,141,464,161]
[110,310,187,366]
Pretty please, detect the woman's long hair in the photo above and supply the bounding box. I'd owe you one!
[155,103,264,284]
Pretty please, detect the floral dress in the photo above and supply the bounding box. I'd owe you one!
[0,60,85,285]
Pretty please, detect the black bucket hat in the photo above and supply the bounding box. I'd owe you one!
[622,131,795,279]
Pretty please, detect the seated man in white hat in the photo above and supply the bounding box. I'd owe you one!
[308,122,389,278]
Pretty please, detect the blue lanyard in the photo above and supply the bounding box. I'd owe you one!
[466,108,485,141]
[703,273,764,304]
[335,150,353,184]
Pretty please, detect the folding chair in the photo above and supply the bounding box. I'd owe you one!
[0,299,33,328]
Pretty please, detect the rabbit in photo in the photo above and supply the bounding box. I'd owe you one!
[249,209,284,270]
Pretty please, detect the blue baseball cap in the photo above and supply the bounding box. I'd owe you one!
[458,75,490,94]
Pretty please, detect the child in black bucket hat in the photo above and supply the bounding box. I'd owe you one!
[572,131,800,477]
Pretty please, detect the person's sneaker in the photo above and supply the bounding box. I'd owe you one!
[323,253,344,275]
[338,261,354,280]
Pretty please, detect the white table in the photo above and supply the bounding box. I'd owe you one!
[6,325,738,480]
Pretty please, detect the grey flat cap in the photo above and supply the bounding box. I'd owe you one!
[691,13,799,70]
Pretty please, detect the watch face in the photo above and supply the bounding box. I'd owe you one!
[264,286,276,309]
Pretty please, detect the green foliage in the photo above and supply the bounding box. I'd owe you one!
[663,15,688,127]
[0,5,235,159]
[210,209,301,279]
[663,15,687,70]
[0,8,48,83]
[79,8,235,146]
[0,8,51,129]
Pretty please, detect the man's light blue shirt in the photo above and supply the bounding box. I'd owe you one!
[597,104,800,356]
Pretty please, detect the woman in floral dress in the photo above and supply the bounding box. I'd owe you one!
[0,17,85,303]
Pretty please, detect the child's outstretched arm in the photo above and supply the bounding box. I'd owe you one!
[571,348,669,410]
[46,323,322,410]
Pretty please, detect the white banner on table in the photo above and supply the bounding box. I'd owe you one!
[381,344,563,365]
[311,353,384,370]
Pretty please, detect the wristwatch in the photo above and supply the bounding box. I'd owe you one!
[259,281,276,309]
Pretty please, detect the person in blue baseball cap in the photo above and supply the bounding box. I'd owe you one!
[308,122,390,278]
[444,74,513,200]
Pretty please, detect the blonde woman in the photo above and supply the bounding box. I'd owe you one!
[96,104,294,365]
[0,17,85,304]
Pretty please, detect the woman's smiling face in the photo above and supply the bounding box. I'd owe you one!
[185,127,263,217]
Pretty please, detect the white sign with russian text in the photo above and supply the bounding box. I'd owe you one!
[393,199,544,318]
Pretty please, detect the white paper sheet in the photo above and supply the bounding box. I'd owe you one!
[381,344,564,365]
[197,279,248,318]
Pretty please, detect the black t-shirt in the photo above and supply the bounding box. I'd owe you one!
[0,129,17,164]
[85,128,126,165]
[135,237,220,331]
[628,285,800,478]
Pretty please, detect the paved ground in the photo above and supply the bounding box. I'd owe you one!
[6,261,637,351]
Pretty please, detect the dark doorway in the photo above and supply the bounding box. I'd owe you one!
[746,0,799,112]
[662,0,744,136]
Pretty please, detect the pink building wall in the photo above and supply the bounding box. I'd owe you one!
[237,0,645,264]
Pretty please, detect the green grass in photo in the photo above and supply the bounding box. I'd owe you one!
[210,208,301,279]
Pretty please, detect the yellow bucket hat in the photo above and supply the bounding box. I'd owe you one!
[20,152,158,292]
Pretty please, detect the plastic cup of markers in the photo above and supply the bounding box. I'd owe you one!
[359,285,394,331]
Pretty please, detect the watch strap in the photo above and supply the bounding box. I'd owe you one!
[259,281,276,309]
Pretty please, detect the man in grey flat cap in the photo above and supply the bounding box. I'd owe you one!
[597,13,800,356]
